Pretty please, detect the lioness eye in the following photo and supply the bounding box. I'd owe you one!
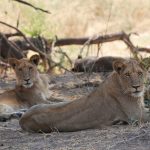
[18,68,22,71]
[138,72,142,76]
[125,73,130,77]
[29,67,33,70]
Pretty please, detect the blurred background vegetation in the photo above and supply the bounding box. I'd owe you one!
[0,0,150,71]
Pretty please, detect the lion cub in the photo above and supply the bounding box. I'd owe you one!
[0,55,51,121]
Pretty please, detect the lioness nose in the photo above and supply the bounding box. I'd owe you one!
[132,85,140,89]
[24,79,30,82]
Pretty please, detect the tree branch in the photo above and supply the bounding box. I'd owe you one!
[5,32,22,38]
[0,21,46,57]
[53,31,150,54]
[12,0,51,14]
[0,21,52,72]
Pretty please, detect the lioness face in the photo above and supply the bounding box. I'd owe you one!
[9,55,40,88]
[113,59,146,97]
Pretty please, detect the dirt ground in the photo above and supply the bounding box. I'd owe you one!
[0,72,150,150]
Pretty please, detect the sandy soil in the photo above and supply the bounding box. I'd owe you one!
[0,73,150,150]
[0,120,150,150]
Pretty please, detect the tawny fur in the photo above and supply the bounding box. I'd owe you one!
[20,59,150,133]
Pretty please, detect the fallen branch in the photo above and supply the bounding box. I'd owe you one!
[3,28,150,55]
[53,31,150,54]
[54,32,131,45]
[2,21,150,73]
[137,47,150,53]
[12,0,51,14]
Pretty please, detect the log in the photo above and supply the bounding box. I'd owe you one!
[54,32,150,54]
[54,32,127,46]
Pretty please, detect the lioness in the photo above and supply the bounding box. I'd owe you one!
[19,59,150,133]
[0,55,51,121]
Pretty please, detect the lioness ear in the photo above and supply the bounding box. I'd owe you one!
[30,54,40,66]
[113,59,126,74]
[8,58,19,69]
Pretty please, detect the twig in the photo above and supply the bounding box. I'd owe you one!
[50,36,73,71]
[12,0,51,14]
[5,32,22,38]
[79,35,96,56]
[96,43,103,57]
[55,49,73,67]
[50,59,72,73]
[16,12,20,28]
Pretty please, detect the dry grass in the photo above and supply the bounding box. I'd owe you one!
[1,0,150,36]
[1,0,150,62]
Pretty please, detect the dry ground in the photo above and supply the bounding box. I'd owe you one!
[0,72,150,150]
[1,1,150,149]
[0,120,150,150]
